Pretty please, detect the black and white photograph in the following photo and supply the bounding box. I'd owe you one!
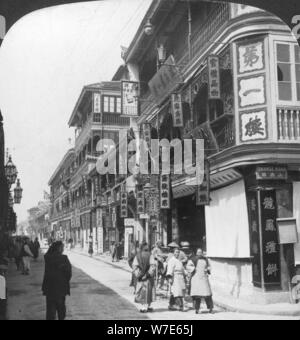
[0,0,300,324]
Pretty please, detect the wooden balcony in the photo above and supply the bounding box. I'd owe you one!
[277,108,300,141]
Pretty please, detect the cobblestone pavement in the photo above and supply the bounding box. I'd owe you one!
[5,251,299,320]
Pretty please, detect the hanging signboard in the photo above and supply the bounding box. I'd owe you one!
[149,55,183,105]
[171,93,184,127]
[196,160,210,206]
[93,93,101,114]
[160,174,171,209]
[136,189,145,216]
[120,189,128,218]
[207,55,221,100]
[260,190,281,286]
[248,192,262,287]
[142,123,152,149]
[121,81,140,116]
[256,166,288,181]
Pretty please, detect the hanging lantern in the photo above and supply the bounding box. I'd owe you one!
[5,156,18,186]
[157,44,167,64]
[144,19,154,36]
[14,179,23,204]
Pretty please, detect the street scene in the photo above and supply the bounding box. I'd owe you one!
[1,0,300,321]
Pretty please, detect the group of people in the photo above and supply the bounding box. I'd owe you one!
[129,241,214,315]
[12,237,40,275]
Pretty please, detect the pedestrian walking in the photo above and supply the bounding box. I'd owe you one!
[110,242,118,262]
[21,238,34,275]
[88,235,93,257]
[33,238,41,261]
[186,248,214,314]
[13,237,23,271]
[128,242,139,294]
[166,247,187,312]
[132,243,156,313]
[42,241,72,321]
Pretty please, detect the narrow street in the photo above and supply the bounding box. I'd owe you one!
[5,251,299,320]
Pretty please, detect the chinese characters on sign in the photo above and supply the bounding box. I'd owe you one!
[256,166,288,181]
[260,190,280,286]
[196,160,210,206]
[121,81,140,116]
[240,110,267,142]
[93,93,101,114]
[171,93,184,127]
[235,38,269,143]
[238,41,264,74]
[142,123,152,149]
[160,175,171,209]
[238,75,265,108]
[208,55,221,100]
[248,192,261,286]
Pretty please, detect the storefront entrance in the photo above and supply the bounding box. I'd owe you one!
[176,195,206,251]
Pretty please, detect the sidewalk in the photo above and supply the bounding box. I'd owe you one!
[71,248,300,318]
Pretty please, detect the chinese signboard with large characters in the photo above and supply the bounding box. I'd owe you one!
[121,81,140,116]
[260,190,281,286]
[235,37,269,143]
[208,55,221,100]
[240,110,267,142]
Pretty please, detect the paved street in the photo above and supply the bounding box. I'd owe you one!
[5,251,299,320]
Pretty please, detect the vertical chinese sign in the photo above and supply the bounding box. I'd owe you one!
[196,160,210,206]
[260,190,281,287]
[171,93,184,127]
[121,81,140,116]
[248,191,262,286]
[235,38,269,143]
[208,55,221,100]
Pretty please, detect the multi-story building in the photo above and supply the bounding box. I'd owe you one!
[48,148,75,242]
[49,82,131,253]
[111,0,300,304]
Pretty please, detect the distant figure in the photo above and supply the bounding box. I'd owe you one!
[67,238,73,251]
[88,235,93,257]
[110,242,117,262]
[42,241,72,321]
[13,237,23,271]
[21,238,34,275]
[33,238,41,261]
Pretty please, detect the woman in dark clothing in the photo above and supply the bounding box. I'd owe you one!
[33,238,40,260]
[42,241,72,320]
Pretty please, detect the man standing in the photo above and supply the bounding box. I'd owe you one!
[42,241,72,320]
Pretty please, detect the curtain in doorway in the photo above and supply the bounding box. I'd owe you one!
[293,182,300,265]
[205,180,250,258]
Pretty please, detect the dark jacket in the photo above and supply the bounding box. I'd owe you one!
[42,252,72,298]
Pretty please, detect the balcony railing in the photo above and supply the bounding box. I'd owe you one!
[277,108,300,141]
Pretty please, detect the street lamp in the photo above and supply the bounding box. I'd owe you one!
[144,19,154,36]
[5,155,18,187]
[14,179,23,204]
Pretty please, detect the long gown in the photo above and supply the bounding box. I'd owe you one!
[166,256,186,298]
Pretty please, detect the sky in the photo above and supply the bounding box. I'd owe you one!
[0,0,152,222]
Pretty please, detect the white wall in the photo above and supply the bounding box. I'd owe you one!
[205,180,250,258]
